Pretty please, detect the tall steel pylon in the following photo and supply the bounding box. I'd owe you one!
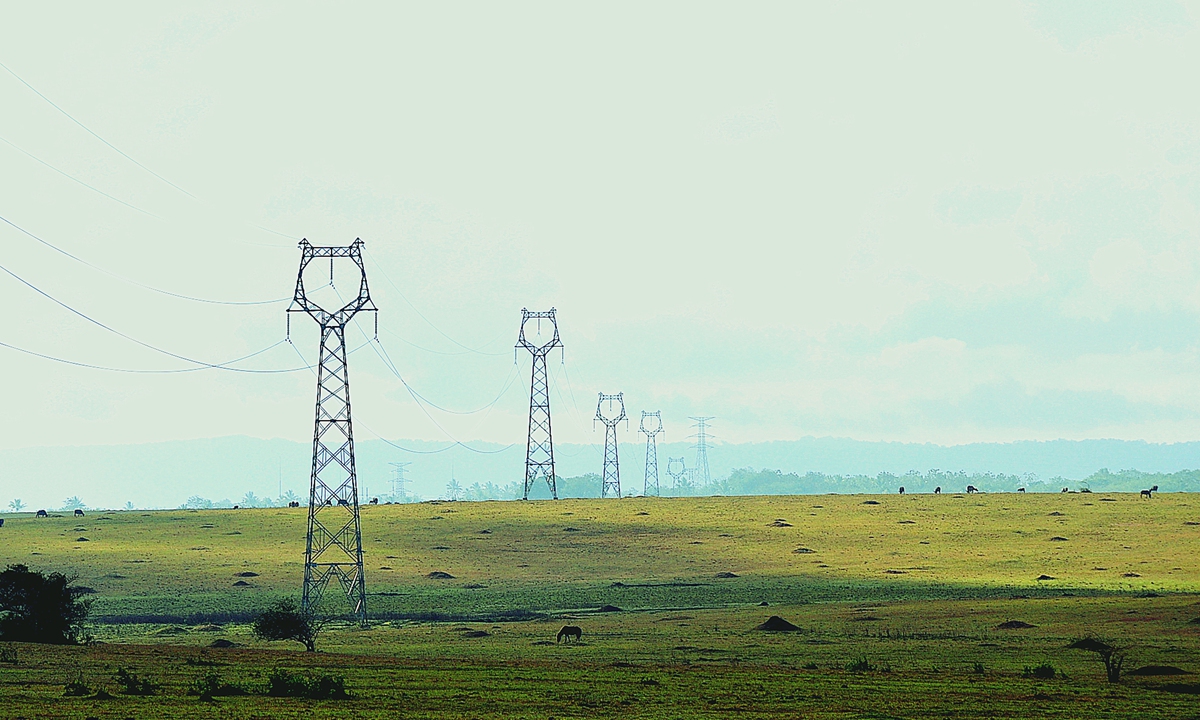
[288,238,376,624]
[689,416,714,488]
[595,392,627,498]
[666,456,688,494]
[388,461,411,502]
[517,308,562,500]
[639,411,663,496]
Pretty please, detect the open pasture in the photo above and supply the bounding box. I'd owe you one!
[2,492,1199,718]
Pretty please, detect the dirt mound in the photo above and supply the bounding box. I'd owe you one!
[598,604,622,612]
[997,621,1036,629]
[1067,638,1113,652]
[1126,665,1191,676]
[1188,617,1200,625]
[1049,512,1065,516]
[194,624,223,632]
[563,527,581,532]
[883,570,906,574]
[849,615,882,622]
[1050,537,1068,542]
[209,639,236,649]
[1036,575,1056,581]
[426,571,455,579]
[75,537,89,542]
[755,615,800,632]
[234,571,259,578]
[1124,572,1141,577]
[861,500,880,505]
[769,520,792,527]
[1185,521,1199,526]
[461,630,490,638]
[793,548,816,555]
[232,580,251,587]
[715,572,739,578]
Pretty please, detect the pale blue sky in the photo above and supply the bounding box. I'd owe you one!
[2,1,1199,451]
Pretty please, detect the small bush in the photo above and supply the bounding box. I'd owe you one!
[802,662,819,670]
[188,670,247,699]
[972,662,985,675]
[252,599,321,652]
[0,646,16,664]
[1023,663,1056,680]
[266,668,350,699]
[0,564,92,644]
[63,672,91,696]
[845,657,874,672]
[115,668,158,696]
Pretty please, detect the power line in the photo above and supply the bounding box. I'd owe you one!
[0,59,195,199]
[0,259,301,373]
[0,213,291,306]
[0,134,158,217]
[0,337,302,374]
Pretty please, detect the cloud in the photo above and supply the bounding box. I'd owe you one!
[1025,0,1191,50]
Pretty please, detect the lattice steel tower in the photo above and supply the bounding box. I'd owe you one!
[639,411,663,496]
[517,308,562,500]
[666,456,688,494]
[595,392,627,498]
[689,416,714,488]
[288,238,376,624]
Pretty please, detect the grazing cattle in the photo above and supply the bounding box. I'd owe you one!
[1141,489,1153,499]
[934,486,941,494]
[1151,485,1159,492]
[1017,487,1025,493]
[233,505,240,509]
[74,509,85,517]
[1080,488,1092,493]
[338,499,349,506]
[557,625,582,643]
[370,498,379,505]
[898,487,905,495]
[35,509,48,518]
[1061,487,1069,493]
[0,518,4,527]
[966,485,978,494]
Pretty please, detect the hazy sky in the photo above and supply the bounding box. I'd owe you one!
[2,1,1200,453]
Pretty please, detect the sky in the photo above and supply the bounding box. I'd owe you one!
[2,1,1200,456]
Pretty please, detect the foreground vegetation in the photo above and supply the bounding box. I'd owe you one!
[1,492,1198,717]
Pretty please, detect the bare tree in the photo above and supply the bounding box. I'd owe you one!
[1068,638,1126,683]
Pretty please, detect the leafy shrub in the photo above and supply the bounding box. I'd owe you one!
[188,670,248,699]
[972,662,985,675]
[1023,663,1056,679]
[266,668,350,699]
[0,646,16,664]
[802,662,819,670]
[115,668,158,696]
[0,565,91,644]
[252,599,321,652]
[845,657,874,672]
[63,672,91,696]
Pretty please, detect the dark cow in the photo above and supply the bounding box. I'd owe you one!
[1061,487,1069,493]
[1017,487,1025,493]
[1080,488,1092,493]
[966,485,978,494]
[1141,489,1153,499]
[934,486,941,494]
[0,518,4,527]
[557,625,582,643]
[370,498,379,505]
[74,509,85,517]
[35,509,48,518]
[898,487,905,495]
[1151,485,1159,492]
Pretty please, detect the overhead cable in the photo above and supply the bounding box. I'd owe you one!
[0,213,290,305]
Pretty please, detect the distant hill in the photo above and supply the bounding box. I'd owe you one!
[2,435,1199,510]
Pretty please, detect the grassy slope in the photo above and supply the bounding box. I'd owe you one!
[2,493,1199,718]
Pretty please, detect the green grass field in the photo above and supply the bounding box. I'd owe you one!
[2,492,1199,718]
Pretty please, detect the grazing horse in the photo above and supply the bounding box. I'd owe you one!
[0,518,4,527]
[965,485,978,494]
[74,509,85,517]
[898,487,905,495]
[1017,487,1025,493]
[1061,487,1069,493]
[1141,489,1153,499]
[934,486,941,494]
[35,509,48,518]
[557,625,582,643]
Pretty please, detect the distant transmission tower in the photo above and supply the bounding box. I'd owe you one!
[666,457,688,494]
[639,411,663,496]
[595,393,627,498]
[689,416,714,488]
[388,461,411,501]
[288,238,376,624]
[517,308,562,500]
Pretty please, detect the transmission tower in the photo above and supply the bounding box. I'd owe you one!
[639,411,663,496]
[666,456,688,494]
[388,461,411,501]
[595,392,627,498]
[516,308,562,500]
[287,238,376,625]
[689,416,714,488]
